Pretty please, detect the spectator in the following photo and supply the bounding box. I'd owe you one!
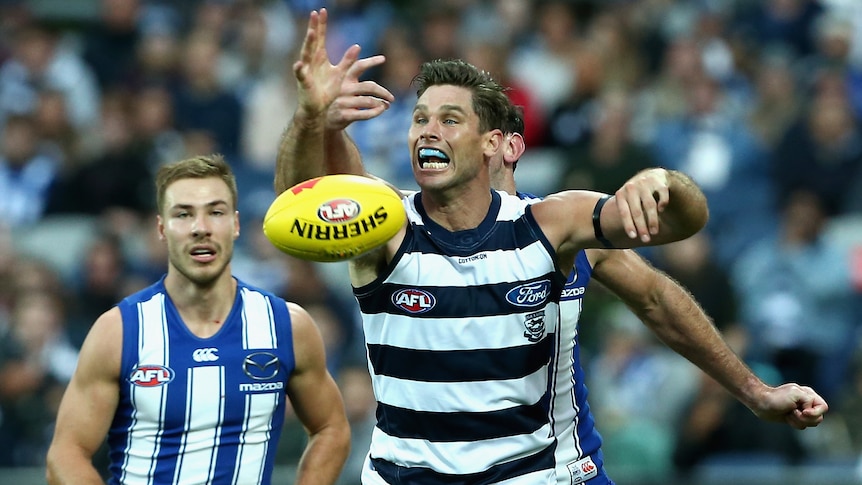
[555,87,654,195]
[771,71,862,216]
[81,0,142,92]
[0,289,78,466]
[0,22,100,130]
[0,113,60,228]
[731,190,860,402]
[649,71,777,265]
[170,29,242,158]
[46,91,154,220]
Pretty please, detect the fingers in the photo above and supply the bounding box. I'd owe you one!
[337,44,362,73]
[616,183,654,242]
[615,169,671,242]
[613,191,638,240]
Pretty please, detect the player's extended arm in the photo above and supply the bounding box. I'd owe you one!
[605,168,709,246]
[535,168,709,260]
[275,8,393,194]
[591,249,828,430]
[46,309,123,485]
[286,302,351,485]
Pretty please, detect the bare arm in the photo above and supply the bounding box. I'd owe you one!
[286,302,351,485]
[274,8,393,194]
[611,168,709,245]
[589,248,827,429]
[46,309,123,485]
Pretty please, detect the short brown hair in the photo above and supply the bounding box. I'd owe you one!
[413,59,510,134]
[155,154,238,214]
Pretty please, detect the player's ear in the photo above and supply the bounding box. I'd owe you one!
[483,129,504,158]
[234,210,240,239]
[157,214,166,241]
[504,132,525,165]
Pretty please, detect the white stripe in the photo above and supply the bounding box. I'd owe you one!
[123,294,169,485]
[241,288,277,350]
[232,392,278,485]
[373,365,549,413]
[368,424,554,474]
[174,366,224,485]
[554,298,586,477]
[389,242,554,287]
[362,305,558,350]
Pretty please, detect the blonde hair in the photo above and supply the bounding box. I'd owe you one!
[155,154,238,214]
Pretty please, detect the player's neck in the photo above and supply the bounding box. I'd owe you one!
[421,183,493,232]
[165,271,237,337]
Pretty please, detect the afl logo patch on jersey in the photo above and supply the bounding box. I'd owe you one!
[318,199,360,223]
[129,365,174,387]
[391,288,436,314]
[506,280,551,307]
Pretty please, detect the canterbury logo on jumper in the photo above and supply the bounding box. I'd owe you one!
[192,347,219,362]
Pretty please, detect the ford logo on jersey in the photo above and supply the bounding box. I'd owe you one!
[129,365,174,387]
[506,280,552,307]
[391,288,436,314]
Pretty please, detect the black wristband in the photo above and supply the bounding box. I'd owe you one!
[592,195,614,248]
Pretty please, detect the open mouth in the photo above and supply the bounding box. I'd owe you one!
[190,246,216,262]
[418,148,450,169]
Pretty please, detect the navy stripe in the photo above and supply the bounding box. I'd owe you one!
[377,389,552,441]
[368,337,553,381]
[410,216,546,257]
[370,440,556,484]
[357,275,561,318]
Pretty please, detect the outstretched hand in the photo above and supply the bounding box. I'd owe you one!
[295,9,393,126]
[751,383,828,430]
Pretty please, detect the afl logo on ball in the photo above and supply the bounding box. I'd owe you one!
[318,199,360,223]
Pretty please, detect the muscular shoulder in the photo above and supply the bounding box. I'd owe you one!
[76,307,123,381]
[286,302,327,374]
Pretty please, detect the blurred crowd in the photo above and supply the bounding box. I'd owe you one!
[0,0,861,483]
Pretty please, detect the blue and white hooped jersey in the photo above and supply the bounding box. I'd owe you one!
[519,192,611,485]
[354,190,565,485]
[109,277,294,485]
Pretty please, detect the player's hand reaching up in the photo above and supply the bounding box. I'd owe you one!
[749,383,828,430]
[294,8,393,124]
[326,48,394,131]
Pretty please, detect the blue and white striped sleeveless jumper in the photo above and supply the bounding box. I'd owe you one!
[355,190,565,484]
[518,192,612,485]
[108,277,294,485]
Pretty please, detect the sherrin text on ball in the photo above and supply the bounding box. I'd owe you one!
[263,174,406,262]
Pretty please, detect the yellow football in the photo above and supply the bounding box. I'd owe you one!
[263,174,406,262]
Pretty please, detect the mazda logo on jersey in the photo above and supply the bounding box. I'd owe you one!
[243,352,280,380]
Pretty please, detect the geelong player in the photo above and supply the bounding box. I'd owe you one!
[276,8,827,485]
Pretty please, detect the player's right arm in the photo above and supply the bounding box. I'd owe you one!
[589,248,827,429]
[274,8,392,194]
[275,8,400,287]
[46,308,122,485]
